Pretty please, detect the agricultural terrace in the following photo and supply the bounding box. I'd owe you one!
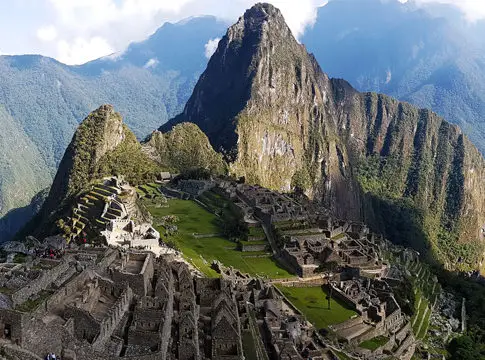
[145,197,293,279]
[359,336,389,350]
[277,286,357,329]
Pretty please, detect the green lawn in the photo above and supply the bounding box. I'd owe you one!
[359,336,389,350]
[277,286,357,329]
[146,199,293,279]
[333,350,352,360]
[248,226,266,237]
[242,332,259,360]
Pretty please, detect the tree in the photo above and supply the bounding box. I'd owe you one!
[448,335,485,360]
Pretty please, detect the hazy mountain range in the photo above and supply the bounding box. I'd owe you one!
[2,0,485,240]
[0,16,228,239]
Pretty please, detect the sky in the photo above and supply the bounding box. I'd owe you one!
[0,0,483,65]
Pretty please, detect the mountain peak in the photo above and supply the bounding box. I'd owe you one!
[228,2,292,43]
[243,2,284,24]
[161,3,307,152]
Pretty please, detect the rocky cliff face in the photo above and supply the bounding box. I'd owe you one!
[162,3,361,219]
[162,3,485,269]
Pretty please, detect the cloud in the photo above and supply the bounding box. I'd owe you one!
[3,0,483,64]
[268,0,327,39]
[204,37,220,59]
[57,36,114,65]
[401,0,485,21]
[34,0,328,64]
[36,25,58,42]
[143,58,159,69]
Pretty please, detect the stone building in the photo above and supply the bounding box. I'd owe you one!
[328,276,414,358]
[280,223,384,277]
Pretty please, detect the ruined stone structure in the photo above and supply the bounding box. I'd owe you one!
[328,276,415,359]
[279,218,384,278]
[0,245,336,360]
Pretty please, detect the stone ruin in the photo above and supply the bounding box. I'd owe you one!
[280,217,385,278]
[328,276,415,359]
[0,245,338,360]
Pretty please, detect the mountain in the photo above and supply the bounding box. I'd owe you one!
[302,0,485,153]
[144,123,226,175]
[162,3,485,270]
[0,106,51,239]
[0,16,227,240]
[31,105,225,239]
[33,105,159,236]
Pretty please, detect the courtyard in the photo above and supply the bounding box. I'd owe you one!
[277,286,357,329]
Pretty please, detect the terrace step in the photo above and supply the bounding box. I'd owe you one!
[93,186,116,197]
[89,190,108,201]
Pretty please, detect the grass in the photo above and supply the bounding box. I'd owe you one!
[138,183,162,198]
[0,287,13,295]
[412,291,430,334]
[331,233,346,240]
[359,336,389,350]
[248,227,266,237]
[16,290,52,312]
[277,286,357,329]
[13,253,27,263]
[146,199,293,279]
[333,350,352,360]
[242,331,259,360]
[417,308,432,339]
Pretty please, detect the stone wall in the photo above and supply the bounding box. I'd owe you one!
[46,271,89,313]
[384,308,403,333]
[93,285,133,350]
[0,309,26,345]
[127,328,161,348]
[273,278,325,287]
[112,252,154,297]
[329,316,363,332]
[326,285,359,313]
[241,243,267,252]
[96,248,119,272]
[0,343,43,360]
[11,260,69,307]
[395,322,411,343]
[64,305,100,343]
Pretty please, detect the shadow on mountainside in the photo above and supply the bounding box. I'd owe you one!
[0,189,48,243]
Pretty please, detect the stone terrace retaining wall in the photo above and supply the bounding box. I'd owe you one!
[11,261,69,307]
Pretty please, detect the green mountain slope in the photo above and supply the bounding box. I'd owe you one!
[43,105,159,217]
[302,0,485,154]
[0,106,51,239]
[144,123,226,174]
[0,16,227,240]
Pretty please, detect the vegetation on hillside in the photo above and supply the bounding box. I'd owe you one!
[0,106,51,239]
[356,146,485,270]
[145,123,227,175]
[437,270,485,359]
[96,126,159,186]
